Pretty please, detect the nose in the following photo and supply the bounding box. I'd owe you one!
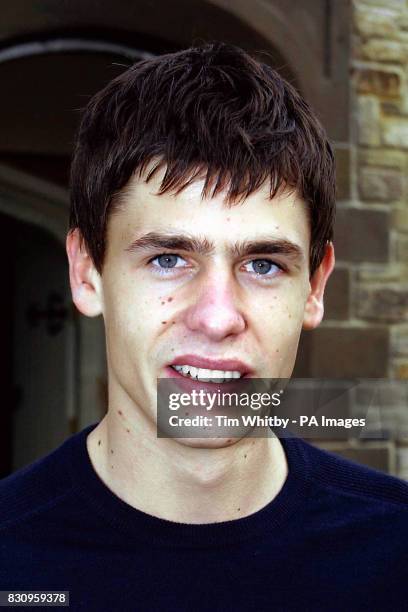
[184,269,246,341]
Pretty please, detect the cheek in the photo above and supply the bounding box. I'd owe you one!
[253,285,306,352]
[260,283,307,325]
[103,278,153,353]
[103,273,178,362]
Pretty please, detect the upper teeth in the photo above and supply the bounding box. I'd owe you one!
[172,365,242,383]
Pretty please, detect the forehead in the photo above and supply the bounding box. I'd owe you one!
[109,168,311,250]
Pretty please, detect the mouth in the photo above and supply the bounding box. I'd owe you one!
[170,364,243,383]
[166,354,252,384]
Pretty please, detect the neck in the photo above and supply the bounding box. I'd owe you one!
[87,405,288,524]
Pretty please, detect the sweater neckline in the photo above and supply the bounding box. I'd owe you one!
[65,423,311,548]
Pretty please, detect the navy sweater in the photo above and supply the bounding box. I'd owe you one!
[0,423,407,611]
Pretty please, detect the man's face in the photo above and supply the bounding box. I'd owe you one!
[90,170,328,434]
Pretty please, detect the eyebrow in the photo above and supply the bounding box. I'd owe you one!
[125,232,305,262]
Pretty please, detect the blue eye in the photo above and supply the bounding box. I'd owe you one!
[154,254,180,268]
[149,253,186,274]
[244,259,281,276]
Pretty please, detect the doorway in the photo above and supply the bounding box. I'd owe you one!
[0,212,75,476]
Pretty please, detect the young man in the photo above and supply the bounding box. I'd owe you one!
[1,43,407,610]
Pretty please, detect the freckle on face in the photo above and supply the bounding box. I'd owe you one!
[161,321,167,324]
[167,296,173,302]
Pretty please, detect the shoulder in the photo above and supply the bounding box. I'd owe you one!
[0,433,79,532]
[291,437,408,515]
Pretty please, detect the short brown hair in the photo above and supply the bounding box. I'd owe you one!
[69,42,335,276]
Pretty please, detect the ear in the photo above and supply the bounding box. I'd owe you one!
[66,229,104,317]
[302,242,335,331]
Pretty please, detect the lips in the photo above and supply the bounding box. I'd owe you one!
[168,354,253,375]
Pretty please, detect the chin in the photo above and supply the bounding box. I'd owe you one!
[172,436,241,449]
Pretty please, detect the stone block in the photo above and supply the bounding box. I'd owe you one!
[395,362,408,378]
[359,167,404,201]
[400,41,408,69]
[354,66,402,97]
[357,263,402,282]
[392,206,408,230]
[396,234,408,263]
[391,324,408,357]
[355,378,408,407]
[356,283,408,322]
[382,119,408,148]
[356,0,405,8]
[358,403,408,441]
[359,38,403,62]
[335,147,351,201]
[335,208,390,263]
[357,97,381,146]
[381,100,404,115]
[354,6,398,38]
[358,148,407,169]
[324,268,350,320]
[401,11,408,30]
[397,446,408,481]
[294,326,389,378]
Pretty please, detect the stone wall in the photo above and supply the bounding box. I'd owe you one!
[352,0,408,478]
[316,0,408,478]
[353,0,408,353]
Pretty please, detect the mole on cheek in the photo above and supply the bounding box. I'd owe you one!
[167,296,173,302]
[161,321,167,324]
